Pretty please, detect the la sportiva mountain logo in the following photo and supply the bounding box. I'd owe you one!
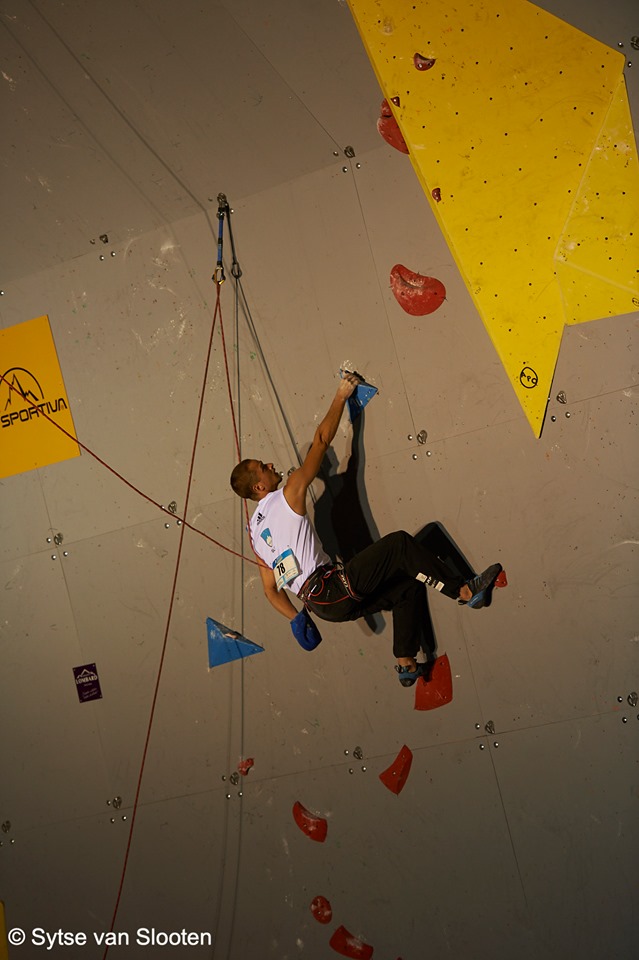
[0,366,68,428]
[0,314,80,479]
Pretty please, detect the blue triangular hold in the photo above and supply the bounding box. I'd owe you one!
[207,617,264,668]
[347,381,378,422]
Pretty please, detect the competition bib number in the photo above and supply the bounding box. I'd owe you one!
[273,548,300,591]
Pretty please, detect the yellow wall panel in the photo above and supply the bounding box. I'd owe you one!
[347,0,639,434]
[0,316,80,478]
[557,75,639,325]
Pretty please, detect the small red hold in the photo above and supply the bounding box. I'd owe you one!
[413,52,436,70]
[310,895,332,924]
[237,758,254,776]
[292,801,328,843]
[377,98,409,154]
[329,925,374,960]
[414,654,453,711]
[432,187,442,203]
[379,744,413,795]
[495,569,508,588]
[390,264,446,316]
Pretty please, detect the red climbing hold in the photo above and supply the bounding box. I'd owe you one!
[379,744,413,796]
[390,264,446,316]
[431,187,442,203]
[292,801,328,843]
[310,895,333,924]
[495,569,508,588]
[377,98,409,154]
[329,925,374,960]
[237,758,254,776]
[414,654,453,711]
[413,52,436,70]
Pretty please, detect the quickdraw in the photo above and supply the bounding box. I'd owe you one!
[213,193,242,286]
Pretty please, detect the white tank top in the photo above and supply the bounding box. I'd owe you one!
[249,489,331,595]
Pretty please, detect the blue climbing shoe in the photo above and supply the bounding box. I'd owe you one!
[463,563,502,609]
[395,662,427,687]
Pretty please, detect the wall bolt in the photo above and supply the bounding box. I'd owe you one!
[342,166,348,173]
[51,554,57,560]
[407,434,414,441]
[475,723,481,729]
[493,741,499,748]
[348,768,354,774]
[356,162,361,169]
[617,696,624,702]
[110,818,115,823]
[622,717,628,723]
[412,453,418,460]
[565,412,571,418]
[479,743,485,750]
[164,523,170,529]
[361,766,367,772]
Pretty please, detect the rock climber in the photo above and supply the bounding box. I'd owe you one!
[230,373,502,686]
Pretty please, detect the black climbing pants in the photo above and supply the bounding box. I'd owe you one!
[300,530,465,659]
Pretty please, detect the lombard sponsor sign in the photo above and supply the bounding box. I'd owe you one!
[72,663,103,703]
[0,315,80,478]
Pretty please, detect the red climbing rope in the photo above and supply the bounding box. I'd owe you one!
[0,346,258,568]
[3,230,268,953]
[101,281,233,956]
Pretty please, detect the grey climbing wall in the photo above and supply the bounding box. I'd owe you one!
[1,1,637,959]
